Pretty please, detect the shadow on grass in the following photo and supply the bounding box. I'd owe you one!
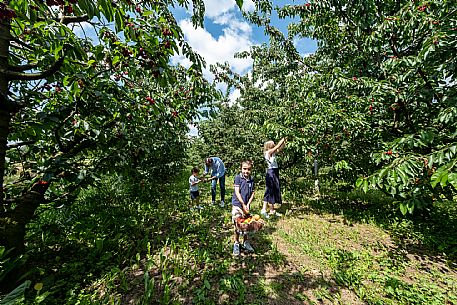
[15,173,219,303]
[14,171,456,304]
[288,183,457,267]
[117,203,350,305]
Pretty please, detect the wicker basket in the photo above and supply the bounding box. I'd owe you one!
[235,218,265,232]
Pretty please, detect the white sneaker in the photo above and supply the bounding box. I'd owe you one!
[233,242,240,256]
[242,240,255,253]
[261,210,270,219]
[219,201,225,207]
[270,211,282,217]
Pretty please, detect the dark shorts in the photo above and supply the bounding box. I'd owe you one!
[190,191,199,200]
[263,168,282,204]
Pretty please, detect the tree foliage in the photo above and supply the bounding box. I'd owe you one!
[0,0,220,254]
[207,0,457,213]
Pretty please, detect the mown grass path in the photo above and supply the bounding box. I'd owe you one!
[22,173,457,304]
[120,175,457,304]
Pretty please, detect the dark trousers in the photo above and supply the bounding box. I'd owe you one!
[211,174,226,202]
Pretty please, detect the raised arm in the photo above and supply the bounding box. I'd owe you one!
[266,138,286,157]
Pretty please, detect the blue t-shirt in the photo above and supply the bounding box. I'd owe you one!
[204,157,226,178]
[231,173,254,209]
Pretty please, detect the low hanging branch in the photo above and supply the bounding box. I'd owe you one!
[7,62,39,72]
[2,56,64,81]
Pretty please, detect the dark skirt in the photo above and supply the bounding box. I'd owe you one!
[263,168,282,204]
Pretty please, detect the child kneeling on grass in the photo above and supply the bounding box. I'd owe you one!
[231,160,255,256]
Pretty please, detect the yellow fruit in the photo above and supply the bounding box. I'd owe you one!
[253,214,260,221]
[34,283,43,291]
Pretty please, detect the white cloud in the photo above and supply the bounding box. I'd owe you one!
[71,21,98,42]
[174,18,253,75]
[229,88,241,105]
[203,0,236,18]
[242,0,255,11]
[203,0,256,17]
[171,0,257,82]
[213,12,252,34]
[188,123,199,137]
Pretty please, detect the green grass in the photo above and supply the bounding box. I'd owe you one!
[8,172,457,304]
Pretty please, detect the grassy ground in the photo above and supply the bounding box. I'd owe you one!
[14,172,457,304]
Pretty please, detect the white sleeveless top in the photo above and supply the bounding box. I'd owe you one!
[265,152,278,169]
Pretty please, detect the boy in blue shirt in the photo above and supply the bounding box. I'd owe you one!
[231,160,255,256]
[203,157,226,207]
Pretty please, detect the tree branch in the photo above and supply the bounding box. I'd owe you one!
[9,37,35,51]
[61,14,90,25]
[38,14,90,25]
[2,56,64,81]
[6,140,35,150]
[389,35,439,105]
[8,62,39,72]
[417,68,441,104]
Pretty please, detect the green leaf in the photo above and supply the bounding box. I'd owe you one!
[99,0,114,22]
[0,281,31,305]
[355,177,364,188]
[204,279,210,289]
[428,154,434,168]
[440,172,449,187]
[448,173,457,189]
[235,0,244,9]
[399,203,407,215]
[362,179,368,193]
[407,201,415,214]
[431,170,444,188]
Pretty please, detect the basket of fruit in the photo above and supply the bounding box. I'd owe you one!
[235,214,266,232]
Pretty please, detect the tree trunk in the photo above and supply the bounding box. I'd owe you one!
[0,8,22,253]
[0,186,47,254]
[0,14,12,200]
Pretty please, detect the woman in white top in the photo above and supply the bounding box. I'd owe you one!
[262,137,286,218]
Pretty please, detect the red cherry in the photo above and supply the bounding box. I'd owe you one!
[64,5,73,14]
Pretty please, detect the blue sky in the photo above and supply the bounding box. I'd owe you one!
[171,0,317,95]
[72,0,317,96]
[72,0,317,135]
[170,0,317,135]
